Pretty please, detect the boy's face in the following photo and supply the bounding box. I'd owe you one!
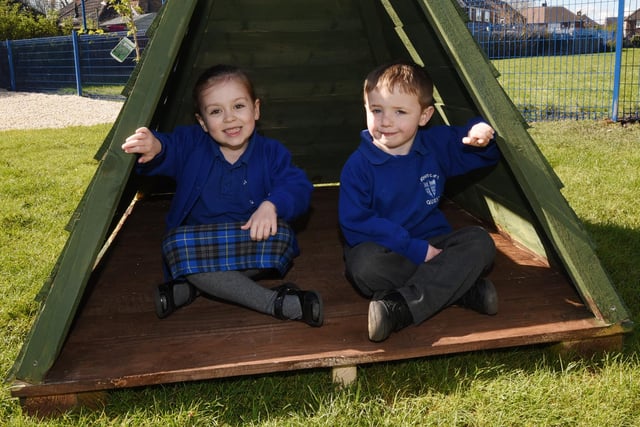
[195,78,260,157]
[364,84,434,155]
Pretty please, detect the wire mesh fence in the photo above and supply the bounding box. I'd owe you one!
[466,0,640,121]
[1,31,147,99]
[1,1,639,121]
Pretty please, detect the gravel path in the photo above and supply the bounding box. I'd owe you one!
[0,90,124,130]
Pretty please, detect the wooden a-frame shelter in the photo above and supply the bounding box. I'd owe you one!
[8,0,632,416]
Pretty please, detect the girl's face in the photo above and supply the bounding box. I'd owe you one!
[195,78,260,160]
[365,84,434,155]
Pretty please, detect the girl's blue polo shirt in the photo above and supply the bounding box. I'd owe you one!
[136,125,313,231]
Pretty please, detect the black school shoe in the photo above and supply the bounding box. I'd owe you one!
[457,278,498,315]
[273,282,324,327]
[368,291,413,342]
[154,279,198,319]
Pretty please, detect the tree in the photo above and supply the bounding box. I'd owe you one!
[0,0,66,40]
[106,0,142,61]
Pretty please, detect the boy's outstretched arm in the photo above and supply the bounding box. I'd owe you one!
[121,127,162,163]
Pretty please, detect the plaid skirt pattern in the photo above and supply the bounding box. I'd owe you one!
[162,220,299,280]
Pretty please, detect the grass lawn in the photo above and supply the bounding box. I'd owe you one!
[1,121,639,426]
[493,49,640,120]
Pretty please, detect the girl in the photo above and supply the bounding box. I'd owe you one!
[122,64,322,326]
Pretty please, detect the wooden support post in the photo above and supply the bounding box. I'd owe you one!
[332,365,357,387]
[20,391,107,418]
[552,335,625,359]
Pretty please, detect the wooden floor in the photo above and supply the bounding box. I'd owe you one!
[13,186,615,401]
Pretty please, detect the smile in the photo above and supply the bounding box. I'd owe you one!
[224,127,242,136]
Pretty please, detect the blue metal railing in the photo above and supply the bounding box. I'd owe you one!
[1,31,148,98]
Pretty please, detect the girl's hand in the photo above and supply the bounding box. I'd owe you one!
[122,127,162,163]
[242,201,278,241]
[462,122,495,147]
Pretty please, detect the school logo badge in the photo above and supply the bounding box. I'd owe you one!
[420,173,440,205]
[422,177,437,198]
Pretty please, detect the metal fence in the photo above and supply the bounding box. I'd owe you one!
[0,31,148,98]
[1,1,639,121]
[467,0,640,122]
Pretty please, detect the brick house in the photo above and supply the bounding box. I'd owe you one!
[58,0,163,31]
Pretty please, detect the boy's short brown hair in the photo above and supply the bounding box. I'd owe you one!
[364,60,434,108]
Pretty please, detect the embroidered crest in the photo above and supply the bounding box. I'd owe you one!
[422,177,437,198]
[420,173,440,205]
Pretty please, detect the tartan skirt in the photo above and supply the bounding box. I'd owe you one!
[162,219,299,280]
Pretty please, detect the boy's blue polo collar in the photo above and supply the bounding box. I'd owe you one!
[358,129,429,165]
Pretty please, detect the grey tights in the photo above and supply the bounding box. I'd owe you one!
[177,271,302,319]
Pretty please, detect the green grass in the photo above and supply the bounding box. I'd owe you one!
[1,121,640,425]
[493,49,640,119]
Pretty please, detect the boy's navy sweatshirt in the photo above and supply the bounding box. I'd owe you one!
[339,119,501,265]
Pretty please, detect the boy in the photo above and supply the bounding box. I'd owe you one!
[339,60,501,342]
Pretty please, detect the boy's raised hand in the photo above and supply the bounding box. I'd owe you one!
[122,127,162,163]
[462,122,495,147]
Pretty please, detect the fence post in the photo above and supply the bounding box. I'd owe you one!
[611,0,626,122]
[72,30,83,96]
[81,0,88,32]
[6,40,16,91]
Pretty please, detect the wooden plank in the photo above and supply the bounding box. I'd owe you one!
[18,391,107,419]
[260,99,363,128]
[252,65,367,100]
[355,0,395,64]
[10,188,628,401]
[208,0,362,22]
[199,32,372,67]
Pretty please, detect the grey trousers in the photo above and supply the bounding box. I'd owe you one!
[343,226,496,324]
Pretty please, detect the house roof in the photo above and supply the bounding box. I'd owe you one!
[58,0,118,23]
[100,12,157,33]
[627,9,640,21]
[58,0,163,28]
[458,0,526,24]
[523,6,579,24]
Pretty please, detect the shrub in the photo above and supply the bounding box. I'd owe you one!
[0,0,68,40]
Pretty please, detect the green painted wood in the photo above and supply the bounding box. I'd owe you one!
[10,0,200,384]
[356,0,394,65]
[143,0,373,181]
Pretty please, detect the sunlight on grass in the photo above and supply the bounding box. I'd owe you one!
[0,125,109,425]
[494,49,640,120]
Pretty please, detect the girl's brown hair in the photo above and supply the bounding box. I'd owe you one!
[192,64,257,113]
